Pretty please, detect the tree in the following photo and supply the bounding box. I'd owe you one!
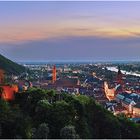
[23,88,48,116]
[118,116,140,139]
[0,99,10,120]
[34,100,52,125]
[48,101,75,138]
[33,123,49,139]
[86,98,121,139]
[47,89,56,103]
[60,125,79,139]
[2,88,140,139]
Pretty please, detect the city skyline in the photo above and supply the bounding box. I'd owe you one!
[1,1,140,62]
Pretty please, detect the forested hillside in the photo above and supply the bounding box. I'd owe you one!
[0,54,25,75]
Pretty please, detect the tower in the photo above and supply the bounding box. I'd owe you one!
[117,66,123,85]
[52,65,56,84]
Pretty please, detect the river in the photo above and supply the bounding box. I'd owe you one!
[106,66,140,77]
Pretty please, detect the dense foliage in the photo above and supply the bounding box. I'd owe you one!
[0,88,140,139]
[0,54,25,75]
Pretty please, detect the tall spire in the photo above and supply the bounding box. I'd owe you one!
[118,66,122,75]
[117,66,123,85]
[52,65,56,84]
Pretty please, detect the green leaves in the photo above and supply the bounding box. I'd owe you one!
[1,88,140,138]
[60,125,79,139]
[32,123,49,139]
[0,54,25,75]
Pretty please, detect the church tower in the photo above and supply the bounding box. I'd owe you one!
[117,66,123,85]
[117,67,124,86]
[52,65,56,84]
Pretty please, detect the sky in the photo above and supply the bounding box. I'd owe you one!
[0,1,140,62]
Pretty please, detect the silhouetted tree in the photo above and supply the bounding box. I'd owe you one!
[32,123,49,139]
[60,125,79,139]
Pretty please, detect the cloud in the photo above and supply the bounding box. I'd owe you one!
[119,29,140,38]
[127,31,140,37]
[1,35,140,62]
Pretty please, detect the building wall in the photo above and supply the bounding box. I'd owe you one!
[0,85,18,101]
[104,81,115,100]
[133,107,140,116]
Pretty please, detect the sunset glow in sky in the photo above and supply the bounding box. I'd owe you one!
[1,1,140,61]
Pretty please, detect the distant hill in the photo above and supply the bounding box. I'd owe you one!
[0,54,25,75]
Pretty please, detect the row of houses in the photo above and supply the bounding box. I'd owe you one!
[116,92,140,117]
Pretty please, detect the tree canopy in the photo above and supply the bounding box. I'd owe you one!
[0,88,140,138]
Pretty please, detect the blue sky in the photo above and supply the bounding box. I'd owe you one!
[0,1,140,62]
